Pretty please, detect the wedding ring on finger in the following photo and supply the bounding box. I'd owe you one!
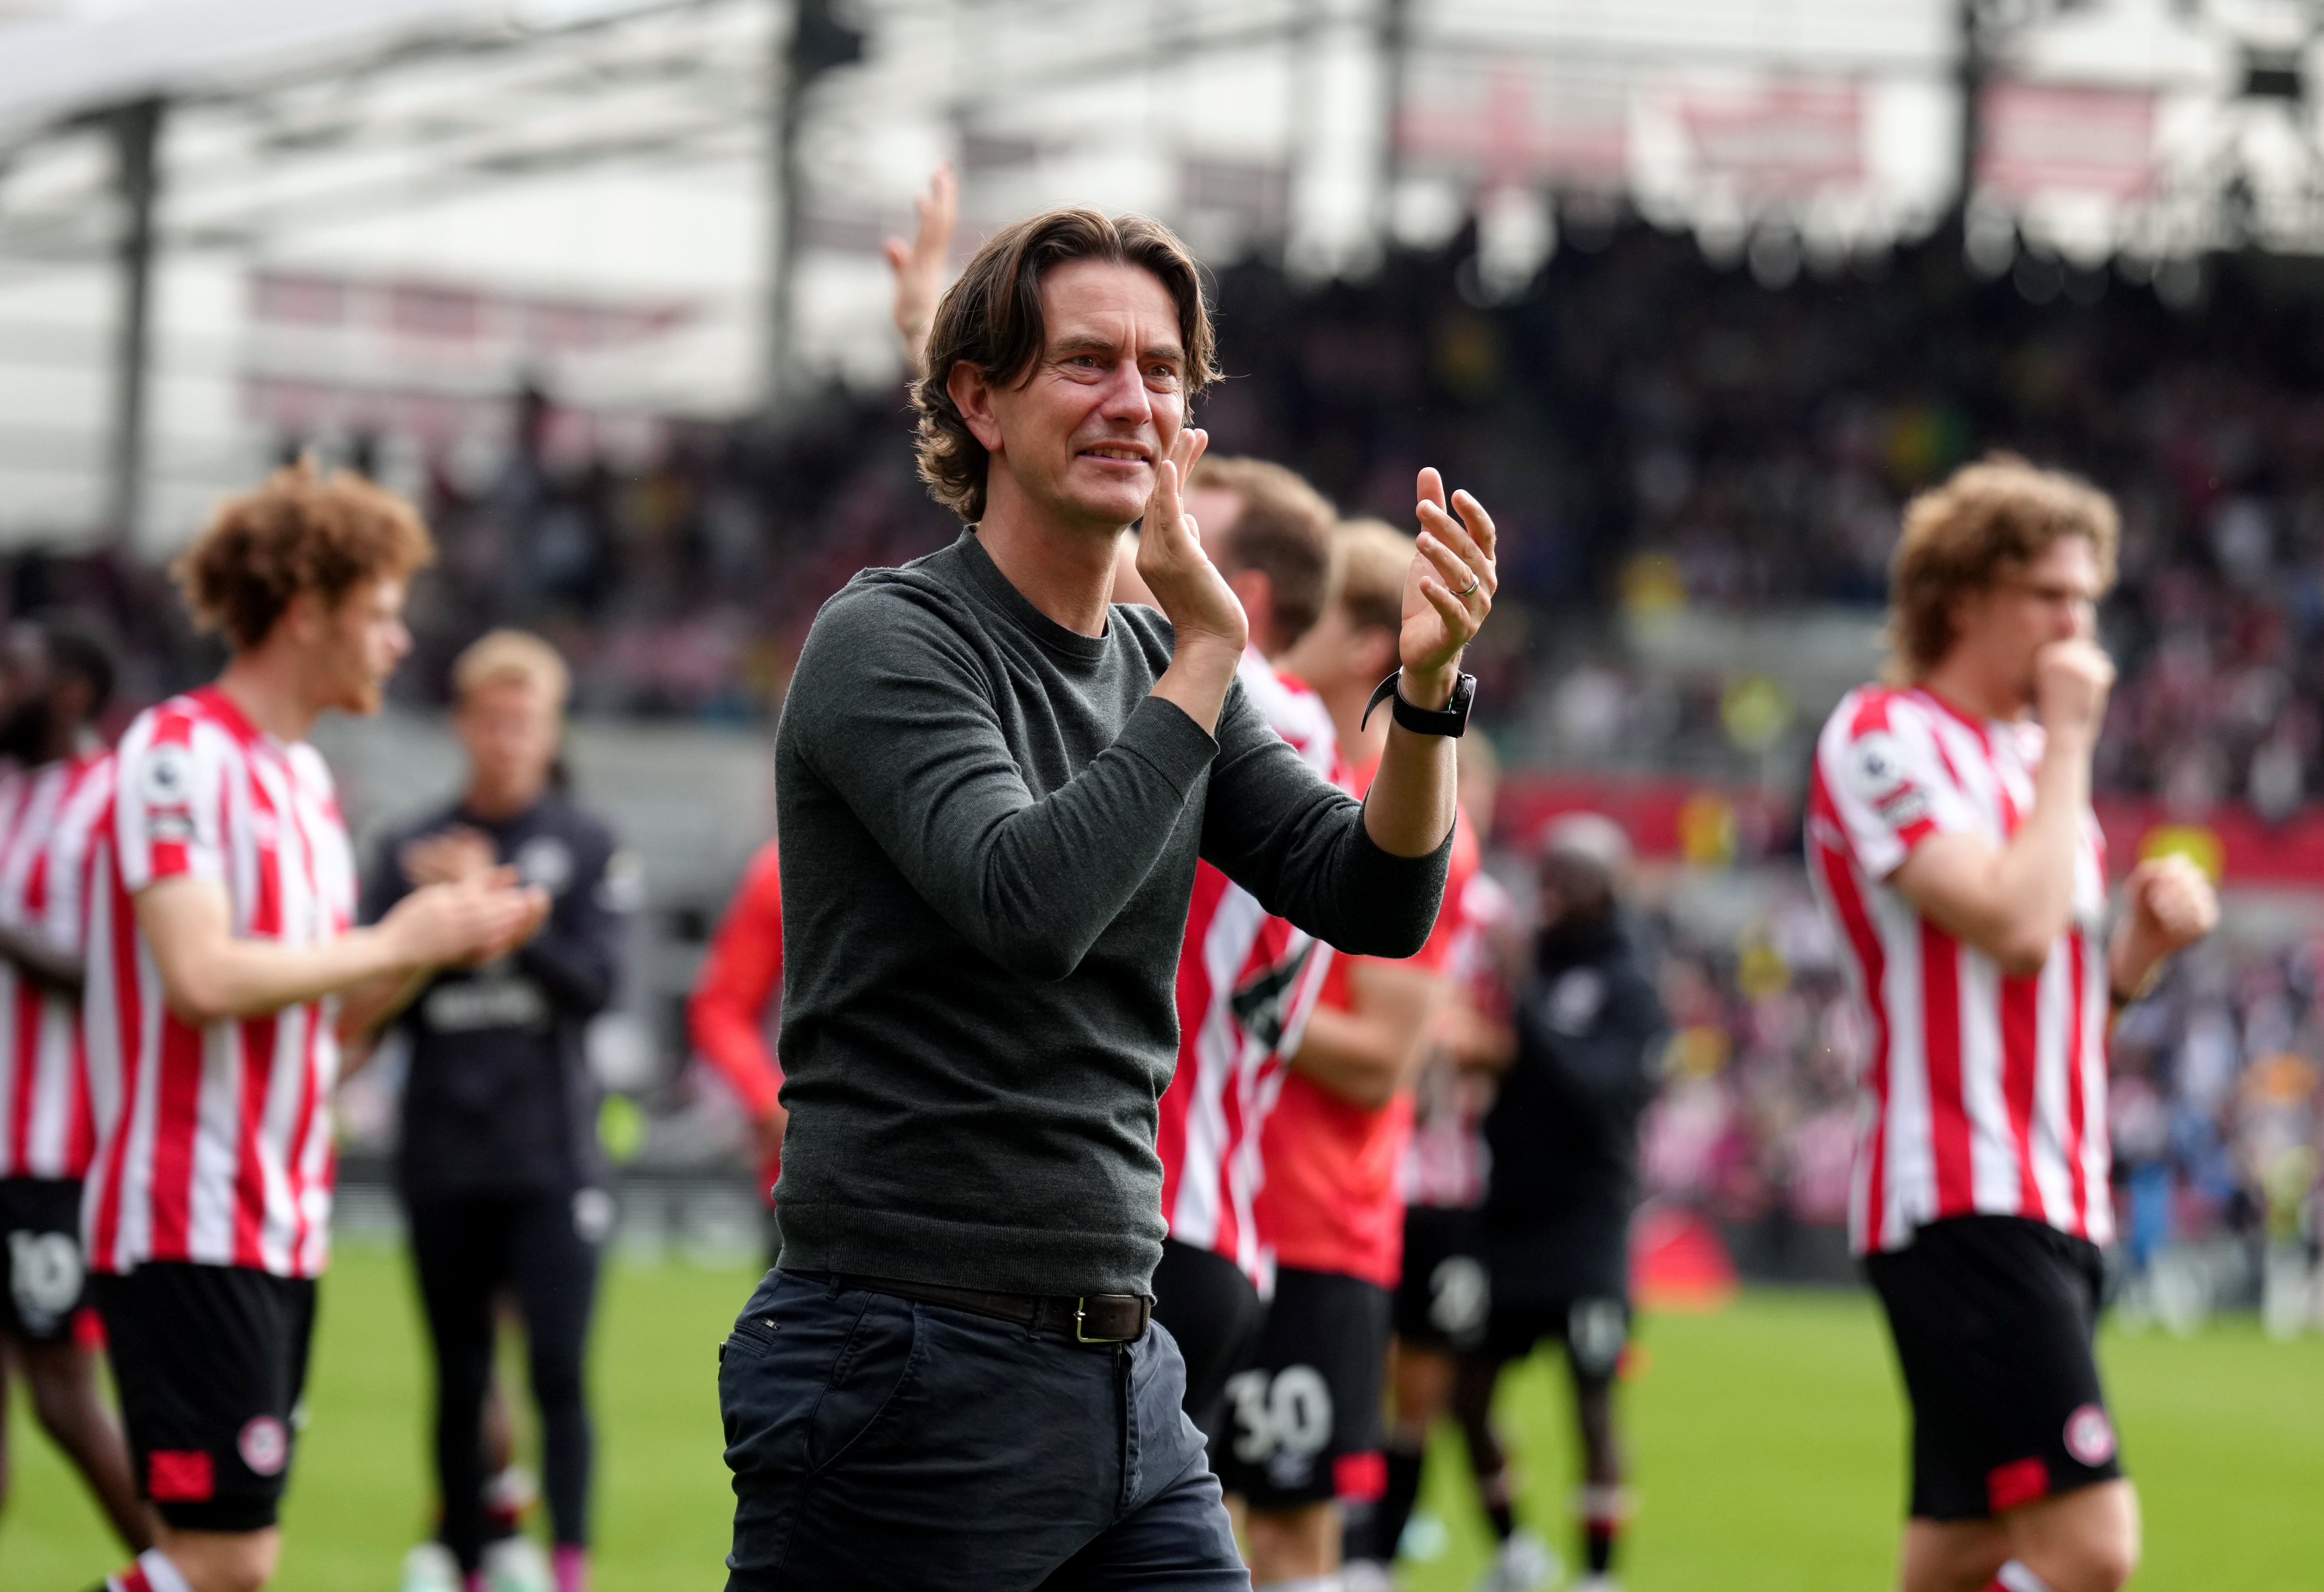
[1457,573,1481,598]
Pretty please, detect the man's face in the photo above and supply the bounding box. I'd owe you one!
[970,259,1187,534]
[1953,536,2102,707]
[312,577,413,716]
[0,626,54,760]
[456,678,560,800]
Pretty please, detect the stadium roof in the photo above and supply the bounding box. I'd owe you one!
[2,0,2321,552]
[0,0,677,141]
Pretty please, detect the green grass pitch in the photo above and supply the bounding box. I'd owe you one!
[5,1241,2318,1590]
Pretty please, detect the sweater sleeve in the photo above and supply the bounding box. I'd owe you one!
[1197,686,1451,959]
[785,589,1218,982]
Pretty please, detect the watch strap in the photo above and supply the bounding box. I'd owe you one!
[1361,671,1476,739]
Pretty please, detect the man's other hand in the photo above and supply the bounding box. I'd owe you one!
[382,873,549,969]
[400,826,496,887]
[2126,854,2218,959]
[885,163,958,374]
[2034,638,2116,742]
[1400,468,1498,708]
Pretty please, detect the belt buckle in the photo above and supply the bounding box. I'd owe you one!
[1074,1296,1126,1344]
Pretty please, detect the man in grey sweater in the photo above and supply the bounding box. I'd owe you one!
[718,205,1501,1591]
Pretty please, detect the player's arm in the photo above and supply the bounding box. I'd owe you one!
[1361,469,1498,859]
[515,833,627,1018]
[134,872,545,1026]
[1890,640,2112,975]
[1438,988,1516,1074]
[1288,960,1447,1110]
[689,854,788,1156]
[0,919,82,995]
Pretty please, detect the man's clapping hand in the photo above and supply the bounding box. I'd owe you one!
[381,868,549,970]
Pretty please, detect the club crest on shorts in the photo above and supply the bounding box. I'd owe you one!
[238,1414,289,1476]
[2063,1403,2116,1467]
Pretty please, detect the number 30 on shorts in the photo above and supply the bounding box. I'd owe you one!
[1223,1365,1334,1464]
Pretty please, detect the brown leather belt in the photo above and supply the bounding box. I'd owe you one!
[829,1273,1153,1344]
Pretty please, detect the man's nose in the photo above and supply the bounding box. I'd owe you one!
[1094,359,1153,425]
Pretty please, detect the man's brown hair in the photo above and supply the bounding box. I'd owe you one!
[174,460,436,651]
[913,207,1221,523]
[1189,456,1336,653]
[1331,518,1414,635]
[1886,455,2119,680]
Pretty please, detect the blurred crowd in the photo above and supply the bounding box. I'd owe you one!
[9,213,2324,809]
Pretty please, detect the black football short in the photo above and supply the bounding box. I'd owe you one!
[92,1261,317,1532]
[1212,1265,1391,1509]
[0,1176,89,1344]
[1152,1236,1267,1445]
[1483,1293,1631,1386]
[1863,1215,2123,1522]
[1393,1204,1491,1354]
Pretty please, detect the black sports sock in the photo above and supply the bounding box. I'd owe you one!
[1371,1438,1428,1561]
[1583,1513,1617,1575]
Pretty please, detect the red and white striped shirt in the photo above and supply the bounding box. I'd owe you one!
[1156,651,1343,1294]
[83,687,358,1279]
[1807,684,2111,1256]
[0,751,113,1180]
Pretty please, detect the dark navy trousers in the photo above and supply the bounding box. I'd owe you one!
[718,1268,1250,1590]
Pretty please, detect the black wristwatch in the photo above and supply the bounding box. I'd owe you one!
[1361,670,1477,738]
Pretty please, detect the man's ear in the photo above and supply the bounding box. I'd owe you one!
[279,588,327,647]
[948,361,1005,453]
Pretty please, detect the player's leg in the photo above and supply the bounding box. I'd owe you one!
[88,1264,312,1592]
[1450,1350,1513,1541]
[1874,1220,2133,1592]
[1150,1235,1265,1443]
[407,1198,506,1586]
[2,1175,146,1539]
[1463,1297,1564,1592]
[1899,1481,2136,1592]
[1218,1268,1390,1589]
[509,1188,606,1592]
[1900,1518,2012,1592]
[21,1335,152,1549]
[1996,1481,2138,1592]
[1370,1337,1452,1563]
[1369,1204,1490,1568]
[1561,1298,1629,1589]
